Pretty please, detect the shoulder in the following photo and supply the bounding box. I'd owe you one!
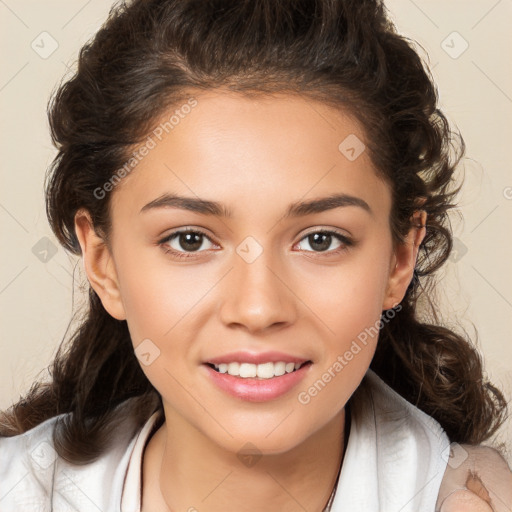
[0,413,59,476]
[347,370,450,509]
[436,444,512,512]
[356,372,512,511]
[0,411,141,511]
[0,414,61,510]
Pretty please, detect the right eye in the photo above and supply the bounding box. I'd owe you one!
[158,228,218,259]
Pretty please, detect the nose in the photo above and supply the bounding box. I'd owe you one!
[218,249,298,334]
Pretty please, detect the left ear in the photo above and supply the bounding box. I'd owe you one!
[382,210,427,310]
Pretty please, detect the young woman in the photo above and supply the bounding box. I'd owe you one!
[1,0,511,511]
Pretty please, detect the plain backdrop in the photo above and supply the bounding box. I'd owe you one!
[1,1,511,462]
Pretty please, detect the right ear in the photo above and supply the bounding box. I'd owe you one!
[74,209,126,320]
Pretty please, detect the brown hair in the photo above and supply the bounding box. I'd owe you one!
[1,0,507,463]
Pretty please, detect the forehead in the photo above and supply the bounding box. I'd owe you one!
[110,90,391,224]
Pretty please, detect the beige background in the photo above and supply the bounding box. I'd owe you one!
[1,1,511,462]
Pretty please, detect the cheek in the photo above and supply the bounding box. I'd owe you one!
[296,250,391,339]
[115,259,211,398]
[293,247,391,395]
[113,240,215,342]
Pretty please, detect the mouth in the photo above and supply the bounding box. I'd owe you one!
[204,360,313,380]
[202,359,313,402]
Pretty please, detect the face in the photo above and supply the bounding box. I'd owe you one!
[76,90,422,455]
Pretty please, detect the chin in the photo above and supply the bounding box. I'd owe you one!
[205,422,312,457]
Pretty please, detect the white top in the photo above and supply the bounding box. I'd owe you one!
[0,369,450,511]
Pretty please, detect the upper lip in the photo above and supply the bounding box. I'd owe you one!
[204,351,311,365]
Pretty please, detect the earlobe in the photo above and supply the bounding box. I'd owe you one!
[74,209,126,320]
[382,210,427,310]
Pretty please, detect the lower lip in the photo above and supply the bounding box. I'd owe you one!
[202,362,312,402]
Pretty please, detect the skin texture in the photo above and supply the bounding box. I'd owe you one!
[75,90,429,511]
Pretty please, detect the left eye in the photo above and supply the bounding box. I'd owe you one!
[295,231,351,253]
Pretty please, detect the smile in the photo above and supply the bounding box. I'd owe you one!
[202,361,313,402]
[207,361,310,379]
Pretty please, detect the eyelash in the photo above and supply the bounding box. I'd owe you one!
[158,228,354,260]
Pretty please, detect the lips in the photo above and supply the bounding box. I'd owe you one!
[201,350,313,401]
[202,360,312,401]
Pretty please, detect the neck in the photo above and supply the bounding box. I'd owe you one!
[142,406,348,512]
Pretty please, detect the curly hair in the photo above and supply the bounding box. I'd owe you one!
[0,0,507,464]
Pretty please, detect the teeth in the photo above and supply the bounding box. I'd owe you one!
[239,363,257,378]
[212,361,307,379]
[227,362,240,375]
[273,362,286,377]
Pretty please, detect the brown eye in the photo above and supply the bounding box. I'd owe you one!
[296,230,352,254]
[306,233,334,252]
[174,232,204,252]
[159,229,216,258]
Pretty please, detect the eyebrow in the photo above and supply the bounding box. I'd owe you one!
[140,192,372,218]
